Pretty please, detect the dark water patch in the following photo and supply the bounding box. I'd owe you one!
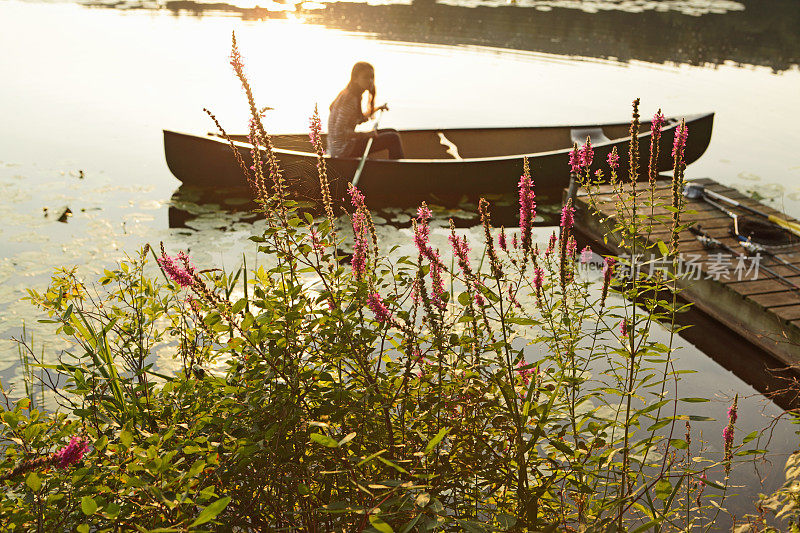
[77,0,800,71]
[309,0,799,72]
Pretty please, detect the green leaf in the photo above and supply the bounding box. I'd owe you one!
[735,449,767,456]
[231,298,247,315]
[742,430,759,444]
[415,493,430,508]
[338,432,357,446]
[647,419,672,432]
[679,397,710,403]
[654,479,672,500]
[632,519,661,533]
[508,317,539,326]
[700,476,726,490]
[496,514,517,530]
[77,525,90,533]
[81,496,98,516]
[377,456,409,474]
[119,429,133,448]
[190,496,231,527]
[310,433,339,448]
[26,472,42,492]
[550,439,574,456]
[369,514,395,533]
[656,240,669,257]
[399,514,423,533]
[669,439,689,450]
[357,449,387,467]
[424,428,451,454]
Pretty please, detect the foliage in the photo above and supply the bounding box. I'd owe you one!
[0,35,765,531]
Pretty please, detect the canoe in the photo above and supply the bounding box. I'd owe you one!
[163,112,713,197]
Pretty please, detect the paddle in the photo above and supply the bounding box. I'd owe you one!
[351,106,386,187]
[685,183,800,239]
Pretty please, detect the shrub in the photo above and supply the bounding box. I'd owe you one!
[0,35,758,531]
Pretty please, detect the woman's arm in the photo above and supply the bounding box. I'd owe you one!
[365,103,389,120]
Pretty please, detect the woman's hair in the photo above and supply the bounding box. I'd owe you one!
[330,61,376,116]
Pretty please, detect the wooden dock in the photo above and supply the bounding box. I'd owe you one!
[572,177,800,366]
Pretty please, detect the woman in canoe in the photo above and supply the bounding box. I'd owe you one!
[327,62,405,159]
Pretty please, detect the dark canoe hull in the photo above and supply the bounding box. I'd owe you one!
[163,112,713,197]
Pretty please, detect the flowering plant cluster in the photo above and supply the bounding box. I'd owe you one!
[0,37,773,531]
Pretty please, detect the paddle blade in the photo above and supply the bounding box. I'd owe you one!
[768,215,800,239]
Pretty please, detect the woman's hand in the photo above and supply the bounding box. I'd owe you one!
[367,104,389,118]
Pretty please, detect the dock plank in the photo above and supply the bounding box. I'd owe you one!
[571,177,800,365]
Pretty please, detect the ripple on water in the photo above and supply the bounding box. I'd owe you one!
[7,232,50,245]
[437,0,744,15]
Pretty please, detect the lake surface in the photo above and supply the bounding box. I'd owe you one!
[1,0,799,525]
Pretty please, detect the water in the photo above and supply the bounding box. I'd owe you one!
[1,0,799,526]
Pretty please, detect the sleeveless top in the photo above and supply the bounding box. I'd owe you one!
[327,92,365,157]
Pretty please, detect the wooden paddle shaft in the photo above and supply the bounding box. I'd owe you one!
[352,109,384,187]
[704,188,800,238]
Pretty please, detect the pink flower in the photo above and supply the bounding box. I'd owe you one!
[367,292,392,323]
[533,266,544,293]
[449,232,471,273]
[672,123,689,159]
[580,139,593,169]
[474,281,485,306]
[566,236,577,259]
[516,361,536,385]
[727,403,738,425]
[723,425,733,447]
[607,147,620,170]
[651,110,665,139]
[512,233,518,249]
[417,204,432,222]
[310,228,325,252]
[351,236,367,280]
[545,232,557,256]
[620,318,628,338]
[158,251,195,288]
[723,395,738,472]
[518,172,536,253]
[580,246,593,264]
[560,203,575,230]
[429,252,447,310]
[601,257,616,306]
[308,108,323,146]
[569,145,581,174]
[53,436,89,469]
[498,229,507,251]
[570,140,594,173]
[414,203,433,259]
[411,277,421,303]
[229,45,243,72]
[348,185,369,280]
[603,257,616,280]
[348,184,366,210]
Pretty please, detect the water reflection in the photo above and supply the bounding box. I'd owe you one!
[308,0,799,72]
[82,0,800,72]
[167,183,567,230]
